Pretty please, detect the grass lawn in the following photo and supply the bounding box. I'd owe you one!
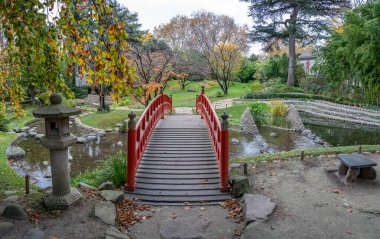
[80,110,141,129]
[0,132,25,199]
[5,105,39,130]
[215,102,251,125]
[164,80,250,107]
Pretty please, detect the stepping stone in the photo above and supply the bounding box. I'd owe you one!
[95,201,116,225]
[105,227,130,239]
[77,137,87,144]
[242,194,276,224]
[0,222,15,236]
[240,221,277,239]
[23,229,45,239]
[99,190,123,204]
[2,195,19,203]
[159,218,210,239]
[2,204,28,220]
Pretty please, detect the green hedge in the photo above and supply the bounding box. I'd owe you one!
[243,92,339,102]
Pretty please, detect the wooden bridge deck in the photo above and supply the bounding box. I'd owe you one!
[125,115,230,205]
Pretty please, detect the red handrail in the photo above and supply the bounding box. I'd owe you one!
[124,92,172,192]
[196,88,230,192]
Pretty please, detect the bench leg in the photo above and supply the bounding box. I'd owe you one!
[338,163,348,176]
[359,167,377,180]
[345,168,360,182]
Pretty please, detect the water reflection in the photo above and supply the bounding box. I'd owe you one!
[229,127,319,159]
[14,120,127,188]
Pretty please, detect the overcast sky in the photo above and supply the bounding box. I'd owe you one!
[118,0,262,54]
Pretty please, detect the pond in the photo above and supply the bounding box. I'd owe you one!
[13,120,127,188]
[304,123,380,147]
[229,126,320,158]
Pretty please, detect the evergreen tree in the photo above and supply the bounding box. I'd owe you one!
[242,0,350,86]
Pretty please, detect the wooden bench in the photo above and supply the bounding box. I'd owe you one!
[337,153,377,182]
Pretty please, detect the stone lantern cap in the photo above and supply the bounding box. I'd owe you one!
[33,93,81,118]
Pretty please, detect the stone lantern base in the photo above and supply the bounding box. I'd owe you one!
[43,187,82,209]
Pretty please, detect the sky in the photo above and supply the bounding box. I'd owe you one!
[118,0,262,54]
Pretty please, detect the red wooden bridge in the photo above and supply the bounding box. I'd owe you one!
[124,87,231,205]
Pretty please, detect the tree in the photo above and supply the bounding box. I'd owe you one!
[242,0,350,86]
[237,55,258,83]
[155,12,249,95]
[129,36,173,105]
[0,0,135,114]
[319,1,380,105]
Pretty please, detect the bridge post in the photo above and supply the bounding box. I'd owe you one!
[200,86,205,119]
[125,112,137,192]
[160,87,165,119]
[220,112,230,192]
[170,94,173,114]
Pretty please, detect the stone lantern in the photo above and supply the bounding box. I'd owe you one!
[33,93,82,209]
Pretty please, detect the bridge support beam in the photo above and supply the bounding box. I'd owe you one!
[125,112,137,192]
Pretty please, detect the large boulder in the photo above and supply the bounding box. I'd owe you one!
[94,201,116,225]
[229,175,250,198]
[242,194,276,224]
[2,204,28,220]
[6,146,26,159]
[240,108,259,135]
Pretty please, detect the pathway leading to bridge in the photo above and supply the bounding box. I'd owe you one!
[125,115,230,205]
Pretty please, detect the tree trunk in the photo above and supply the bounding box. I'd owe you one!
[98,84,106,111]
[287,34,296,86]
[29,85,36,106]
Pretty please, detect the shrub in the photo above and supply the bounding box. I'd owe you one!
[112,98,130,107]
[215,90,224,98]
[250,102,270,126]
[250,81,262,92]
[100,151,127,186]
[270,100,288,117]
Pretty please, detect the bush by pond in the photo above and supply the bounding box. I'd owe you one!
[71,151,127,187]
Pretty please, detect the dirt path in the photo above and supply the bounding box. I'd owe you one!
[240,153,380,239]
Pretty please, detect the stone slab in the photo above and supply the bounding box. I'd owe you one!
[242,194,276,224]
[95,201,116,225]
[159,218,211,239]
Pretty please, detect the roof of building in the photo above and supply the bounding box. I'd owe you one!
[298,51,315,60]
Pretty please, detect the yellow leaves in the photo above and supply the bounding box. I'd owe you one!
[140,34,153,43]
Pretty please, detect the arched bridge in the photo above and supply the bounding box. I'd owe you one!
[124,87,231,205]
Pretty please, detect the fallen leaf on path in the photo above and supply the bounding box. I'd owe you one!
[184,206,191,210]
[200,207,206,211]
[220,199,243,223]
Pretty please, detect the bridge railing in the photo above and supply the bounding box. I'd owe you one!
[196,86,230,192]
[124,90,173,192]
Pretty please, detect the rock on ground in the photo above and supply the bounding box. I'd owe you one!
[2,204,28,220]
[94,201,116,225]
[159,218,211,239]
[99,190,124,204]
[231,138,240,145]
[2,195,19,203]
[23,229,45,239]
[78,182,96,190]
[105,227,130,239]
[240,221,277,239]
[6,146,26,158]
[0,222,15,236]
[229,175,250,198]
[269,132,278,138]
[242,194,276,224]
[99,181,115,191]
